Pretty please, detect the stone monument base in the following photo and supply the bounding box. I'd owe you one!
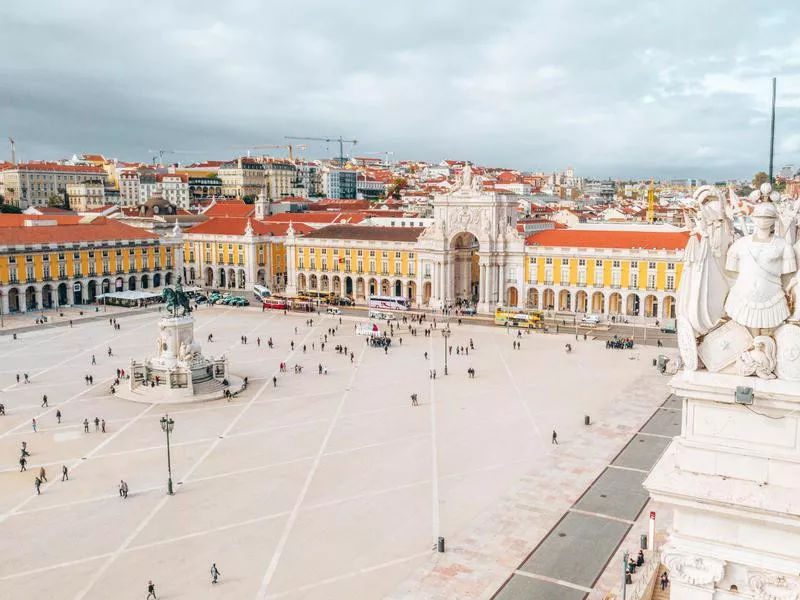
[645,370,800,599]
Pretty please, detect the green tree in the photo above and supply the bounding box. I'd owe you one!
[753,171,770,188]
[47,194,64,207]
[387,177,408,199]
[0,204,22,213]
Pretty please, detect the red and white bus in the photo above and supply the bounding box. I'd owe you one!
[367,295,409,311]
[262,296,287,310]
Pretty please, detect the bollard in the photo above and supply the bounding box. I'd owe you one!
[640,534,648,550]
[437,536,445,553]
[584,415,591,426]
[652,358,657,366]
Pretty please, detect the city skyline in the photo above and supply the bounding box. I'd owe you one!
[1,0,799,179]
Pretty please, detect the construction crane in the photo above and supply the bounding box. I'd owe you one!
[148,149,175,164]
[646,180,656,224]
[285,136,357,167]
[226,144,307,160]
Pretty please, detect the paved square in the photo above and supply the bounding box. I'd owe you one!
[0,307,666,600]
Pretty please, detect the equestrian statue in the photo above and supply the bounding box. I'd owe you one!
[162,277,192,317]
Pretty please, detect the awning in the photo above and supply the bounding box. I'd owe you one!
[96,290,161,301]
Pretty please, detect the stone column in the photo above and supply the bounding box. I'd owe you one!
[0,290,8,316]
[498,263,506,306]
[479,263,486,305]
[35,287,43,310]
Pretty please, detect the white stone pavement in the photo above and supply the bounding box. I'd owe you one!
[0,305,669,600]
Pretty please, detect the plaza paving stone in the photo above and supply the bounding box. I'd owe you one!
[0,306,671,600]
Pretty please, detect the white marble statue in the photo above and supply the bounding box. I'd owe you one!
[736,335,777,379]
[724,199,796,332]
[676,182,800,380]
[677,186,733,335]
[461,163,473,188]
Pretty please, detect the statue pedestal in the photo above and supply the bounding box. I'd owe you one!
[118,314,242,404]
[644,371,800,598]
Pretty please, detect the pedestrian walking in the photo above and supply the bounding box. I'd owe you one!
[211,563,221,584]
[552,430,558,445]
[108,347,113,357]
[62,465,69,481]
[39,466,47,482]
[41,394,48,407]
[83,418,90,433]
[19,456,27,472]
[32,418,37,432]
[0,403,5,415]
[56,409,61,424]
[146,579,157,599]
[272,376,277,387]
[16,373,20,383]
[660,571,669,591]
[24,373,29,384]
[101,419,106,433]
[411,393,418,407]
[119,480,128,499]
[91,354,96,365]
[34,476,42,495]
[89,375,93,384]
[94,417,100,432]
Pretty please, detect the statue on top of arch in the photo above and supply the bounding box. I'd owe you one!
[677,182,800,380]
[453,162,483,193]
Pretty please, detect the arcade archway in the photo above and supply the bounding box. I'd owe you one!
[450,232,480,303]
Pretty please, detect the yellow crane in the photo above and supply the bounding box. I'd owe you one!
[226,144,307,160]
[646,180,656,223]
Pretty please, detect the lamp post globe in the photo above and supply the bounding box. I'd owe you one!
[160,415,175,495]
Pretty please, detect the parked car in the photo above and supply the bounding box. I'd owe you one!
[326,307,341,315]
[462,307,477,316]
[581,314,601,325]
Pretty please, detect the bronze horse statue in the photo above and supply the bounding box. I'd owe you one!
[162,277,192,316]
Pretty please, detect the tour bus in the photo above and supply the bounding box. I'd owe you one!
[253,284,271,303]
[367,295,410,311]
[494,307,544,329]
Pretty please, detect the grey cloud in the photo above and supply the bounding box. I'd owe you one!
[0,0,799,179]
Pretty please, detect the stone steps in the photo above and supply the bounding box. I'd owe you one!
[650,566,670,600]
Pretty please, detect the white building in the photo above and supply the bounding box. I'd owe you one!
[157,173,190,209]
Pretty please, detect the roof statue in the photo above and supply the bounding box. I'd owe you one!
[461,162,473,188]
[677,182,800,380]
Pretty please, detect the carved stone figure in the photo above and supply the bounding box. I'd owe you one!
[724,200,796,332]
[748,570,800,600]
[775,323,800,381]
[663,550,725,587]
[677,186,732,335]
[736,335,778,379]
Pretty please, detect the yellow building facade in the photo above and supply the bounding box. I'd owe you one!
[0,216,180,313]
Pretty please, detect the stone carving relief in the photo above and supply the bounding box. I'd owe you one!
[775,323,800,381]
[748,571,800,600]
[663,551,725,587]
[677,182,800,380]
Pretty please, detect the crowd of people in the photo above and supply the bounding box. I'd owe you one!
[606,336,635,349]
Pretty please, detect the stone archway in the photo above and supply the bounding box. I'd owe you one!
[321,275,329,292]
[87,280,97,302]
[542,288,555,310]
[644,295,658,318]
[25,286,36,311]
[423,281,432,304]
[309,274,318,290]
[407,280,416,301]
[527,288,539,309]
[626,294,640,316]
[506,286,519,307]
[663,295,676,319]
[42,284,54,308]
[575,290,588,313]
[205,267,214,287]
[591,291,604,313]
[57,283,68,305]
[355,277,365,299]
[608,292,622,314]
[8,287,20,312]
[558,289,571,311]
[380,279,390,295]
[450,232,480,303]
[345,276,353,296]
[297,273,307,291]
[368,278,377,296]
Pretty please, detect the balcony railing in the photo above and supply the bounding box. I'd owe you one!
[647,286,657,291]
[593,283,604,288]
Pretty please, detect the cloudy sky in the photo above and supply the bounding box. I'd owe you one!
[1,0,799,179]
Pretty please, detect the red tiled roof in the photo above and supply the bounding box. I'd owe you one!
[82,204,120,213]
[525,229,689,250]
[31,206,76,214]
[10,162,106,174]
[203,200,254,217]
[0,216,158,245]
[186,217,312,237]
[263,212,365,225]
[301,224,425,242]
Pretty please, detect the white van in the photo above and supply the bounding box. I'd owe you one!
[369,310,396,321]
[581,314,601,325]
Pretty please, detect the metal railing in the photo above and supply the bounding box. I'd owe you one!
[626,546,661,600]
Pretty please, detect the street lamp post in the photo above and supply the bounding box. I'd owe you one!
[442,326,451,375]
[160,415,175,495]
